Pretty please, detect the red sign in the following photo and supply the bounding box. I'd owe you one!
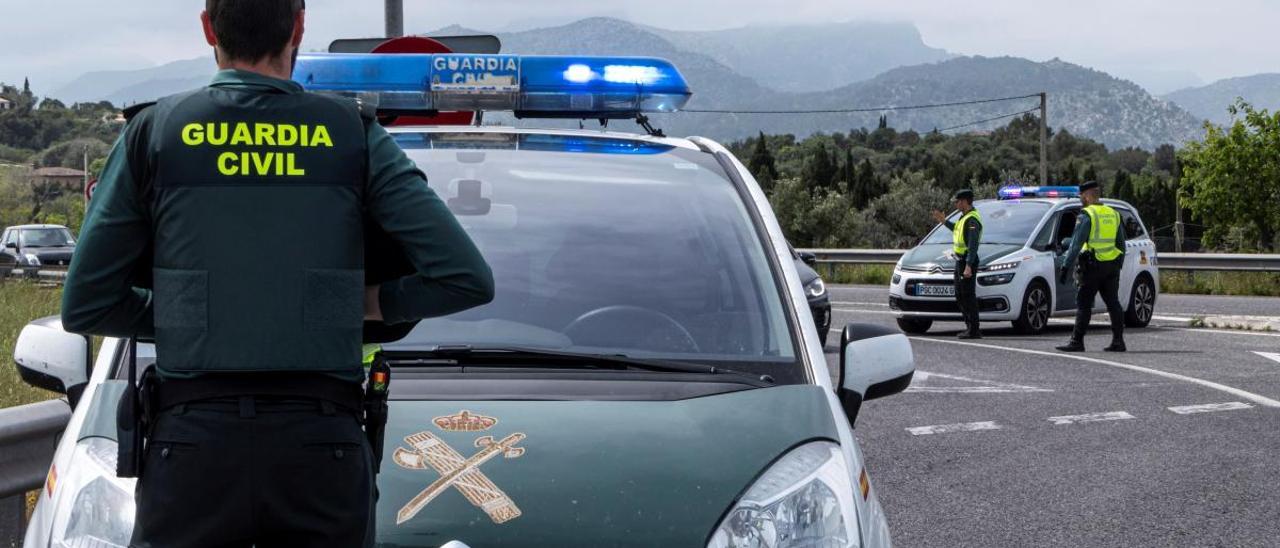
[370,36,476,126]
[84,178,98,202]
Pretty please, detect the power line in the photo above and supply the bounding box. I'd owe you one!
[681,93,1042,115]
[938,107,1040,133]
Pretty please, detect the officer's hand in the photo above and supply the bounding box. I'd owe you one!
[364,285,383,322]
[930,210,946,224]
[963,265,973,278]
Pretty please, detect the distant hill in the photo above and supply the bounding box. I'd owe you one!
[49,18,1202,149]
[1163,73,1280,126]
[51,57,214,106]
[648,21,953,92]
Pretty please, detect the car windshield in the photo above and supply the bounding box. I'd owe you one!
[922,201,1051,246]
[19,228,74,247]
[388,132,797,368]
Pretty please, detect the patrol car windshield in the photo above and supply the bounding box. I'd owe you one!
[388,132,798,368]
[19,228,75,247]
[923,201,1052,246]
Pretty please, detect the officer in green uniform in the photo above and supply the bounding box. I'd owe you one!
[932,189,983,339]
[1056,181,1127,352]
[60,1,494,545]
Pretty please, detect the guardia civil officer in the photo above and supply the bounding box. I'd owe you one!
[931,189,983,339]
[1055,181,1127,352]
[60,1,494,545]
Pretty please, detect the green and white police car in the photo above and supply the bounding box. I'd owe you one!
[889,186,1160,335]
[18,53,913,547]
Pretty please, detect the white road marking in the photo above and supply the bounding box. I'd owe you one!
[1254,351,1280,365]
[1168,402,1254,414]
[831,301,889,307]
[1152,315,1193,323]
[832,308,897,316]
[908,371,1053,393]
[913,337,1280,408]
[1048,411,1135,425]
[906,421,1002,435]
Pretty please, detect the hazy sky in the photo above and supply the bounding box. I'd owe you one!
[2,0,1276,94]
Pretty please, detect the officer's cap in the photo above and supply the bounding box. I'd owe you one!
[1079,181,1100,193]
[952,189,974,202]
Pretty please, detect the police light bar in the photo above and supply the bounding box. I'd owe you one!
[292,53,692,119]
[998,185,1081,200]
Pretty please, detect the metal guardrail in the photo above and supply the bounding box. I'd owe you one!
[798,249,1280,273]
[0,400,69,499]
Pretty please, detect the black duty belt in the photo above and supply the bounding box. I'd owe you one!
[153,373,363,414]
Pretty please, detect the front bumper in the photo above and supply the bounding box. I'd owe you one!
[888,270,1018,321]
[808,295,832,337]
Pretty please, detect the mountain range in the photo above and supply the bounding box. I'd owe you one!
[1163,73,1280,126]
[40,17,1271,150]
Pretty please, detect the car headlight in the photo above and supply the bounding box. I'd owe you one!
[805,278,827,298]
[23,253,40,266]
[980,261,1019,272]
[51,437,136,548]
[708,442,860,548]
[978,273,1016,286]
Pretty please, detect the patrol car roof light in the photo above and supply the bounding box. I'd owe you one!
[292,53,693,119]
[998,185,1081,200]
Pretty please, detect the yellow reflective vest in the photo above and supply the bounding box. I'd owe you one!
[1083,204,1122,262]
[952,209,982,257]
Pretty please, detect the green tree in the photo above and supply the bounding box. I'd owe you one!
[802,142,837,192]
[1180,100,1280,251]
[1082,164,1099,185]
[747,131,779,189]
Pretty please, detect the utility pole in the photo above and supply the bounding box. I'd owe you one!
[385,0,404,38]
[1039,92,1048,186]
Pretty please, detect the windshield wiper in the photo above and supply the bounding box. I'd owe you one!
[386,345,776,386]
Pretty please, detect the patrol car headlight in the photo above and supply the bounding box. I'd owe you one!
[805,278,827,298]
[980,261,1019,273]
[52,438,136,548]
[708,442,859,548]
[23,253,40,266]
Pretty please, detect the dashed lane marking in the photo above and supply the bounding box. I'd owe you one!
[1168,402,1254,414]
[912,337,1280,408]
[1048,411,1135,425]
[1254,352,1280,365]
[906,421,1002,435]
[908,371,1053,393]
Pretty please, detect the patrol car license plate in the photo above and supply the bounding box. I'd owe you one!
[916,284,955,297]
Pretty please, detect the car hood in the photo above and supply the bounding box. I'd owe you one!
[899,243,1024,270]
[794,258,820,285]
[374,384,838,548]
[28,246,74,260]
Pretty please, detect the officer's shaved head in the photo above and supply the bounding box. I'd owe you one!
[204,0,305,64]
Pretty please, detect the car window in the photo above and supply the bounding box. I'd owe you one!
[1116,208,1147,241]
[922,201,1052,246]
[1031,213,1057,251]
[19,228,74,247]
[1,230,14,246]
[390,132,798,371]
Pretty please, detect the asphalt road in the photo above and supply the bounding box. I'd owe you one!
[825,285,1280,548]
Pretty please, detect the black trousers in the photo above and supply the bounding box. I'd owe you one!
[954,261,979,333]
[1072,259,1125,343]
[131,398,375,548]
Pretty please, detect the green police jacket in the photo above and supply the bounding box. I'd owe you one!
[62,70,494,381]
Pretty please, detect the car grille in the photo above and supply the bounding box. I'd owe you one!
[900,265,954,274]
[890,296,1009,313]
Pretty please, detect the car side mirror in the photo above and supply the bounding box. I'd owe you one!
[797,251,818,267]
[836,323,914,424]
[14,316,92,407]
[3,241,16,249]
[1057,237,1072,253]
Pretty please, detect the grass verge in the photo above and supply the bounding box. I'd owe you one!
[1,281,63,409]
[1159,271,1280,298]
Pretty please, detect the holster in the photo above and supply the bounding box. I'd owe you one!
[363,353,391,474]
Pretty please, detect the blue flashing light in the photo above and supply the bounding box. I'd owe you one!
[292,53,692,118]
[390,132,673,155]
[998,185,1081,200]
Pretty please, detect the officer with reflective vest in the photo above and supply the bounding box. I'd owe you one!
[1056,181,1127,352]
[932,189,983,339]
[60,1,495,545]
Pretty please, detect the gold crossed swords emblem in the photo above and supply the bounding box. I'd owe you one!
[393,411,527,525]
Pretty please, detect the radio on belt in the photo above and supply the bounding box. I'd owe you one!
[292,53,692,118]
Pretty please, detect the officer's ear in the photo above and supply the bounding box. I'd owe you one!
[200,10,218,47]
[290,8,306,48]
